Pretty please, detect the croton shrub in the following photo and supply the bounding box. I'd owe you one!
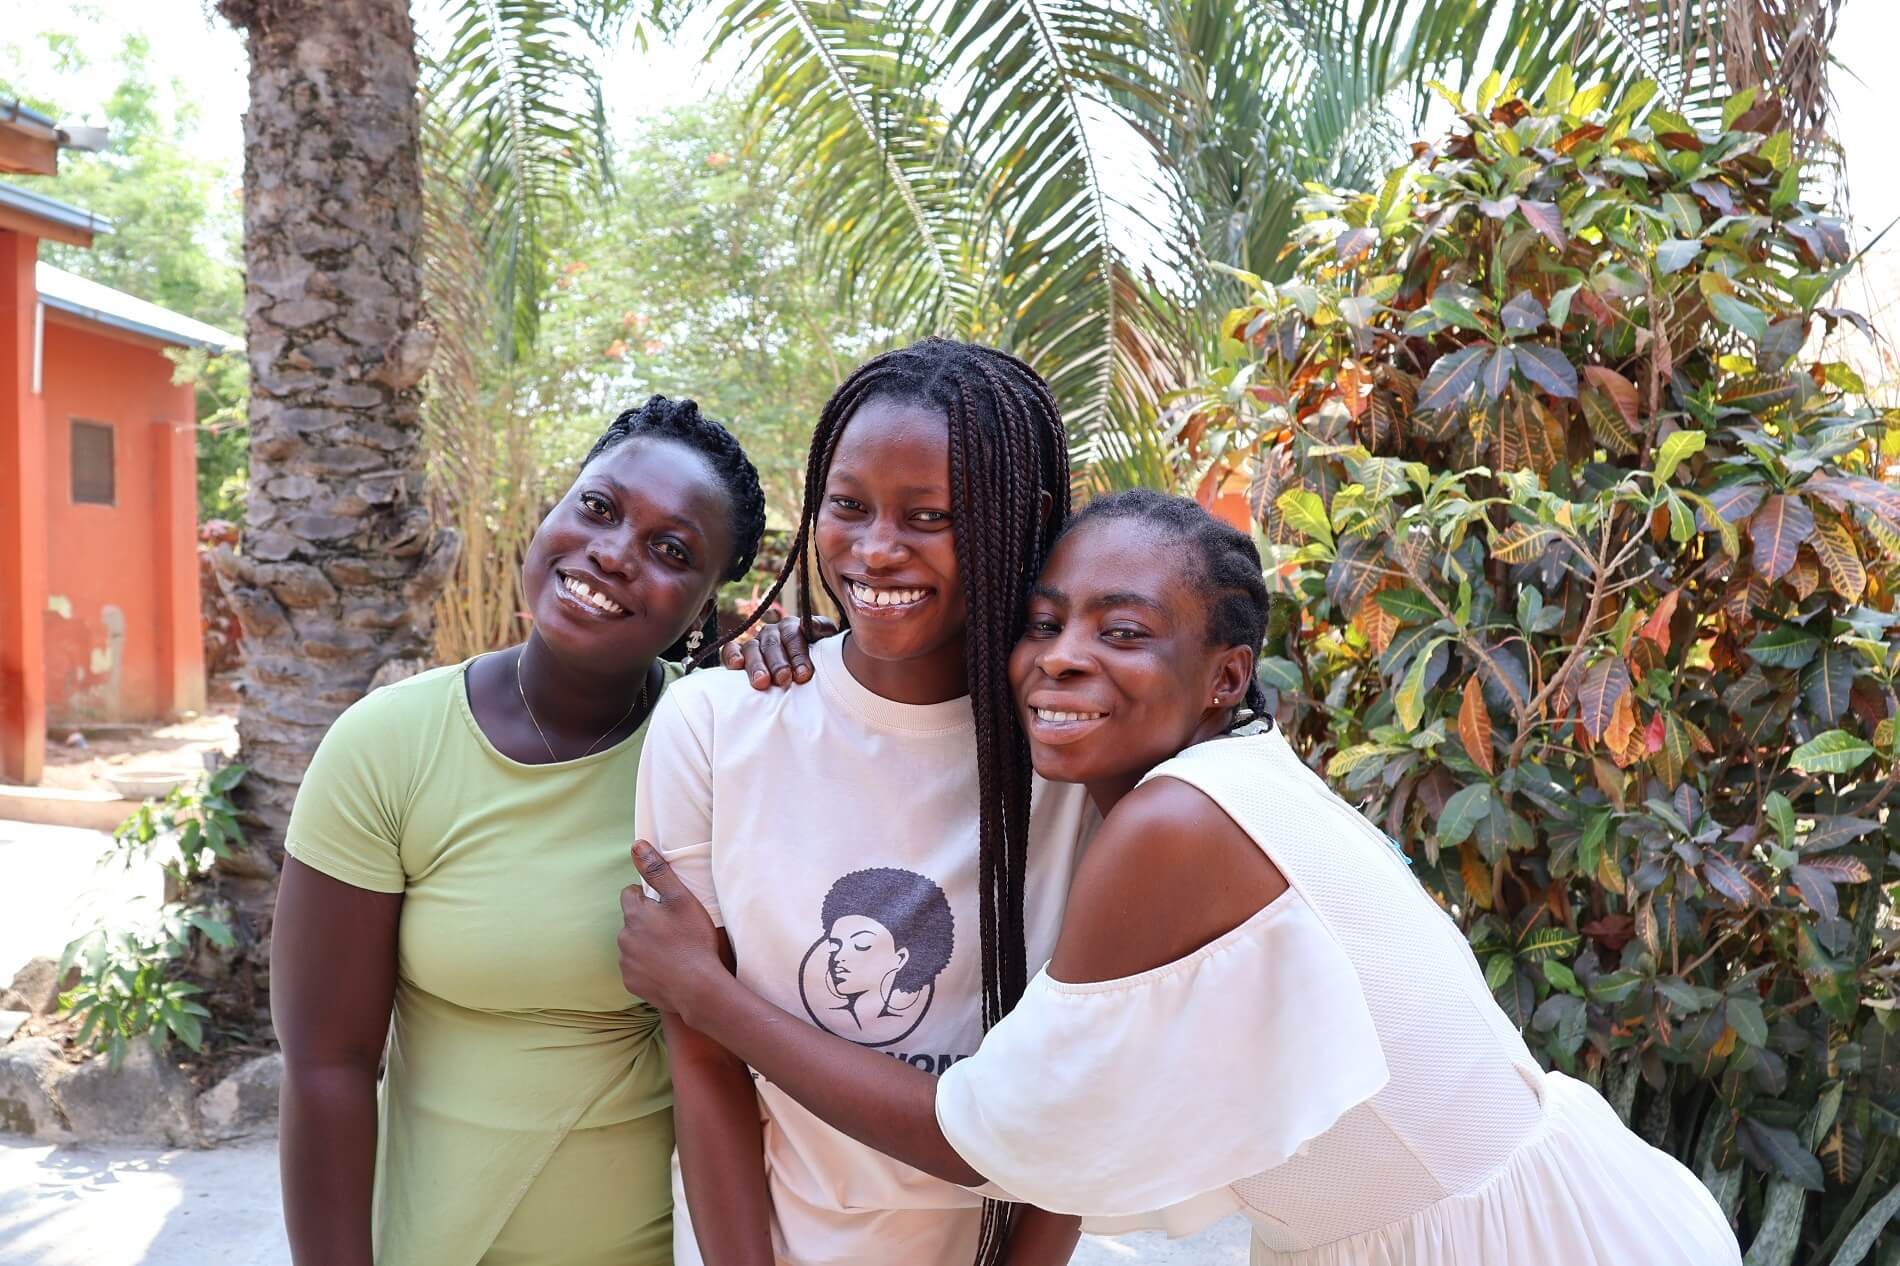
[1194,74,1900,1263]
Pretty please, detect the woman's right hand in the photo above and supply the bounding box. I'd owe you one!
[721,615,837,689]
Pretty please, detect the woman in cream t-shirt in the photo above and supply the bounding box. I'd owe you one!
[636,631,1092,1263]
[632,339,1094,1266]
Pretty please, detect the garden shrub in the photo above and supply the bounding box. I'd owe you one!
[1194,72,1900,1263]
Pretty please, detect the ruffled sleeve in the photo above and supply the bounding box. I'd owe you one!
[934,890,1388,1220]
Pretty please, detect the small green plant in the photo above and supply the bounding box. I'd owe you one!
[60,765,247,1067]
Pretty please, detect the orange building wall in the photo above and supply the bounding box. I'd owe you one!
[38,314,203,726]
[0,228,46,782]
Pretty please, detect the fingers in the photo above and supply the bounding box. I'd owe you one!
[630,840,682,898]
[721,638,746,670]
[757,622,795,686]
[775,616,815,683]
[740,638,771,688]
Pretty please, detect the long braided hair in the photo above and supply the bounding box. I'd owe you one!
[582,394,769,666]
[729,338,1070,1262]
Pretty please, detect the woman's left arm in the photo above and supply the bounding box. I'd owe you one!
[621,777,1285,1183]
[623,848,1082,1260]
[627,841,981,1182]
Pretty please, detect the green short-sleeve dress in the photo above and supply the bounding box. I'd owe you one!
[285,657,680,1266]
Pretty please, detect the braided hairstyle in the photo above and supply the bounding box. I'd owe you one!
[1061,489,1271,731]
[583,394,768,665]
[728,338,1069,1265]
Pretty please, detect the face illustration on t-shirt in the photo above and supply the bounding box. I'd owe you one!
[798,867,955,1048]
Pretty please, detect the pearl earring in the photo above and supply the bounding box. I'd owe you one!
[687,629,704,653]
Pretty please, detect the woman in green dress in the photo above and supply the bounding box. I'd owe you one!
[271,396,769,1266]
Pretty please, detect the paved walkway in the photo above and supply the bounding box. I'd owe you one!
[0,819,158,984]
[0,1135,1252,1265]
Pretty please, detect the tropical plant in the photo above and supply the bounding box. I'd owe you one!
[1195,77,1898,1263]
[420,0,646,358]
[717,0,1850,482]
[536,93,890,516]
[60,766,249,1068]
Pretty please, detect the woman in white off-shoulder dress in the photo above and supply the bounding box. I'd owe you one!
[618,490,1742,1266]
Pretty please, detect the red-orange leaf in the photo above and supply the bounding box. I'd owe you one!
[1581,365,1639,427]
[1749,494,1814,583]
[1638,590,1681,652]
[1460,676,1495,774]
[1579,656,1633,742]
[1787,551,1820,600]
[1460,844,1495,909]
[1354,584,1401,655]
[1605,693,1639,760]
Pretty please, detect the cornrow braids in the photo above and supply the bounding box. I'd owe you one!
[1062,489,1272,731]
[735,339,1069,1266]
[583,394,768,666]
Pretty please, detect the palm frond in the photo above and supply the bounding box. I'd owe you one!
[720,0,988,339]
[422,0,642,358]
[726,0,1189,457]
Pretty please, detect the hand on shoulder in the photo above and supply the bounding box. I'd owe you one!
[719,616,839,689]
[1047,774,1287,985]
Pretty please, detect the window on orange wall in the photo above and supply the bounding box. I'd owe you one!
[71,420,115,506]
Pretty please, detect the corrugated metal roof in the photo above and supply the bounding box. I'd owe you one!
[37,262,242,353]
[0,182,111,236]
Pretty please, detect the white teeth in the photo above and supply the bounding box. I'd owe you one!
[848,581,927,608]
[562,574,625,614]
[1035,708,1106,723]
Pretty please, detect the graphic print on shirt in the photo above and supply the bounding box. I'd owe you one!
[797,867,955,1047]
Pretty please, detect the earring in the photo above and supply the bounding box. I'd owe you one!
[1212,694,1223,707]
[687,629,705,653]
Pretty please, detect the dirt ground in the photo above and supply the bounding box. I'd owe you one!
[37,678,240,797]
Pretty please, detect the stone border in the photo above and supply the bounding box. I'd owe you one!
[0,1036,280,1147]
[0,958,280,1146]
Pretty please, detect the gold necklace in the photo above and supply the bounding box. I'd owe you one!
[515,648,650,762]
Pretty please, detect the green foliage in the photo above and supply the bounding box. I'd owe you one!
[59,765,248,1068]
[534,93,888,519]
[421,0,647,358]
[169,346,249,521]
[3,32,241,330]
[726,0,1847,485]
[1196,77,1900,1261]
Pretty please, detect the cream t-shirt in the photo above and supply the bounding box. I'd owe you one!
[634,634,1096,1266]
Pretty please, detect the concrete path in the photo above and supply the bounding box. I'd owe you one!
[0,819,159,983]
[0,1134,1253,1265]
[0,1137,286,1266]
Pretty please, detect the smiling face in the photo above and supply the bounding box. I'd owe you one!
[813,396,970,695]
[521,436,737,670]
[1009,516,1255,797]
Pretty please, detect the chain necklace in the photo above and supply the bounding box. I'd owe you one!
[515,648,650,762]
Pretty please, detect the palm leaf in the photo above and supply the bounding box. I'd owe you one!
[718,0,987,340]
[422,0,641,357]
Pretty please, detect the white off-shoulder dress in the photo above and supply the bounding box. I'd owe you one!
[934,729,1742,1266]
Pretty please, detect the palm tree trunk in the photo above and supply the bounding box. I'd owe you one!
[213,0,453,989]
